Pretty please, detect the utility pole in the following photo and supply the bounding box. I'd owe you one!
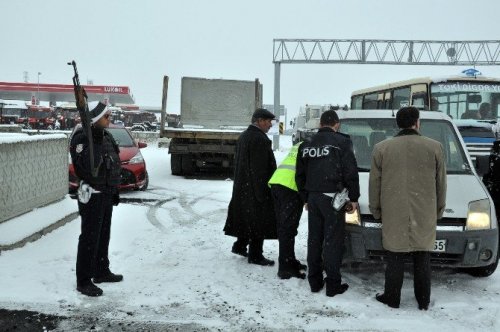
[37,72,42,105]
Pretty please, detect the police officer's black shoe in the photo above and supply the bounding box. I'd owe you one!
[93,272,123,284]
[326,283,349,297]
[77,282,103,297]
[277,267,306,279]
[248,256,275,266]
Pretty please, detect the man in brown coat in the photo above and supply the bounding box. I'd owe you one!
[369,106,446,310]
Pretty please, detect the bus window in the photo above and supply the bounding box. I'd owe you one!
[411,84,427,108]
[383,91,392,109]
[376,92,385,109]
[430,81,500,120]
[363,93,378,109]
[392,87,410,109]
[351,95,363,110]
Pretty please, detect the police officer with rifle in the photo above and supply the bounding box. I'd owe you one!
[68,61,123,297]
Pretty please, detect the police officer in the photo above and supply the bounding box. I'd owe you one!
[296,110,359,297]
[269,142,307,279]
[69,101,123,297]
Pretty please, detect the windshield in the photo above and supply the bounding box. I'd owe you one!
[107,128,135,147]
[430,81,500,121]
[340,118,470,174]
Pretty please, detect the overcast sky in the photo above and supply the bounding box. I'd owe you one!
[2,0,500,119]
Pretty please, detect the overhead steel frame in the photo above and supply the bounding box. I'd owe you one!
[272,39,500,120]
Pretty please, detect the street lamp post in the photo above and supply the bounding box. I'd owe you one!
[37,72,42,105]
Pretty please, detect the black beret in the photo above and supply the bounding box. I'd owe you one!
[252,108,276,120]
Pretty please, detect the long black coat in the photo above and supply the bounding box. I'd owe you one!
[224,125,278,239]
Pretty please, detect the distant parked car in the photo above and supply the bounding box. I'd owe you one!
[69,125,149,195]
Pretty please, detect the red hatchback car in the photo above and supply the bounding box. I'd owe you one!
[69,125,149,194]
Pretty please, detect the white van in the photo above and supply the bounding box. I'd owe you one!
[337,110,499,277]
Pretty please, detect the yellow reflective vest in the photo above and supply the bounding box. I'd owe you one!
[268,142,301,191]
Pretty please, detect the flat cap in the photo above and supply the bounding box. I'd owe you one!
[252,108,276,120]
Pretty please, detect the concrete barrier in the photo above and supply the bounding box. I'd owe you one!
[0,133,68,223]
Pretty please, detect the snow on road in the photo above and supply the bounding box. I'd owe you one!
[1,135,500,331]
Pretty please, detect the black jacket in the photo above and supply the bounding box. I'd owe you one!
[224,125,278,239]
[69,126,122,192]
[296,127,360,203]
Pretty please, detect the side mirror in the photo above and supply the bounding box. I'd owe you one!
[475,155,490,177]
[138,141,148,149]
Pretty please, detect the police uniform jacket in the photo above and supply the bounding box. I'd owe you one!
[224,125,278,239]
[70,126,122,193]
[296,127,360,203]
[369,129,447,252]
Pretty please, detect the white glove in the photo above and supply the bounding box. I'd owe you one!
[77,181,91,204]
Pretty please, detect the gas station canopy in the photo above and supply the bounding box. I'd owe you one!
[0,81,134,105]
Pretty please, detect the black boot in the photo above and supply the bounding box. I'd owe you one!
[292,259,307,271]
[375,293,400,308]
[93,272,123,284]
[231,243,248,257]
[77,282,103,297]
[277,265,306,279]
[310,279,325,293]
[326,283,349,297]
[248,256,275,266]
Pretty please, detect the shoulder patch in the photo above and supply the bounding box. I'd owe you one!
[76,144,83,153]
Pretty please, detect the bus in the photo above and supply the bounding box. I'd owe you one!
[350,72,500,161]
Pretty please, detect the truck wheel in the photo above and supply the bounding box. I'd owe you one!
[181,155,195,175]
[171,155,182,175]
[464,253,499,277]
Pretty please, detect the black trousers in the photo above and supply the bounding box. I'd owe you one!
[76,192,114,285]
[271,184,303,267]
[307,192,345,288]
[383,251,431,307]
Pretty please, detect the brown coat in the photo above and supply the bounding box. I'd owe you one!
[369,129,447,252]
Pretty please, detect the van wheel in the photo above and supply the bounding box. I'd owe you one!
[465,254,499,277]
[171,155,182,175]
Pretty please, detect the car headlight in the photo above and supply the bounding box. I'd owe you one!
[345,208,361,225]
[466,199,491,230]
[129,151,144,164]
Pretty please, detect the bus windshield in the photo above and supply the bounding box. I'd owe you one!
[340,118,470,174]
[430,81,500,121]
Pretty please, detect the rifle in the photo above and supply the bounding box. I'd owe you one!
[68,60,98,177]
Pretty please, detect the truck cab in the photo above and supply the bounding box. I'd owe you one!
[337,110,499,276]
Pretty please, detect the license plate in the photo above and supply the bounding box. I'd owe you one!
[433,239,447,252]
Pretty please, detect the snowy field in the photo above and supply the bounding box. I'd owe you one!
[1,135,500,331]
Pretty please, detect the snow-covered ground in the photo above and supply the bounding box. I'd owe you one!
[1,135,500,331]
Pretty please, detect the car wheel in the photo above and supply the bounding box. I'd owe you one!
[139,172,149,191]
[131,125,145,132]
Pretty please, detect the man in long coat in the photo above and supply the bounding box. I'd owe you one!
[224,108,278,266]
[369,106,446,310]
